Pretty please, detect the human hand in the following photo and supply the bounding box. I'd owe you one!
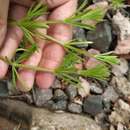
[0,0,77,92]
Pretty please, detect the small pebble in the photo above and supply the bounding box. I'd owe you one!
[0,80,9,97]
[43,100,54,109]
[109,111,124,124]
[90,83,103,94]
[87,21,112,52]
[117,123,125,130]
[73,96,83,105]
[65,85,77,100]
[34,88,53,106]
[83,95,103,116]
[103,100,111,113]
[73,27,87,48]
[95,113,109,130]
[103,86,119,102]
[52,100,67,111]
[51,79,62,89]
[53,89,68,101]
[111,76,130,98]
[78,78,90,98]
[118,99,130,113]
[68,102,82,114]
[112,58,128,76]
[110,125,116,130]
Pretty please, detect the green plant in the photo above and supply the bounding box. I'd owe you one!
[111,0,125,10]
[3,1,120,89]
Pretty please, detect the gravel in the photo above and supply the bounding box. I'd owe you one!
[65,85,77,101]
[53,89,68,101]
[90,83,103,94]
[33,88,53,106]
[83,95,103,116]
[87,21,112,52]
[103,86,119,102]
[68,102,82,114]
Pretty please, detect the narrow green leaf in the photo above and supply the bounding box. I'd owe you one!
[16,43,38,63]
[111,0,124,9]
[79,64,110,80]
[95,53,120,65]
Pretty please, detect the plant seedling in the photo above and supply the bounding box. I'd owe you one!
[1,1,120,89]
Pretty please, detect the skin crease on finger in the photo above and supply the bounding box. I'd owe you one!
[0,4,27,79]
[36,0,78,89]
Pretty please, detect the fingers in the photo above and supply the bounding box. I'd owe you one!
[16,44,44,92]
[11,0,74,9]
[41,0,71,8]
[0,4,27,79]
[16,15,47,92]
[36,0,78,89]
[10,0,33,7]
[0,0,9,47]
[36,43,65,89]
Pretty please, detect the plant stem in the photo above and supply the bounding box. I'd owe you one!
[0,56,54,73]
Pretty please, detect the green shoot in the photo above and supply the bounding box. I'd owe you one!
[64,8,105,30]
[5,2,120,89]
[79,64,110,80]
[16,43,38,63]
[77,0,88,13]
[111,0,124,9]
[55,53,111,84]
[11,3,48,44]
[26,2,48,20]
[95,52,120,65]
[0,53,112,88]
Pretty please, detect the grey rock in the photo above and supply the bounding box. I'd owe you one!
[12,93,33,104]
[68,102,82,114]
[65,85,77,100]
[111,76,130,98]
[109,99,130,126]
[52,100,67,110]
[32,106,102,130]
[0,99,103,130]
[7,81,20,95]
[0,80,8,97]
[42,100,55,109]
[103,86,119,102]
[90,83,103,94]
[51,79,62,89]
[95,113,109,130]
[112,58,128,77]
[83,95,103,116]
[87,21,112,52]
[73,27,87,48]
[103,100,111,112]
[33,88,53,106]
[53,89,68,101]
[112,12,130,40]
